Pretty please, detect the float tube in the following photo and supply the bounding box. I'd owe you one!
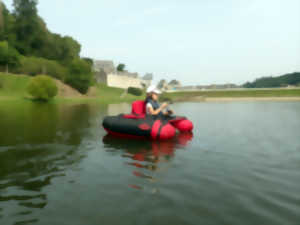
[102,100,193,140]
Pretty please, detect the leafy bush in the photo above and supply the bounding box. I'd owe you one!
[128,87,143,96]
[27,75,58,101]
[0,77,3,89]
[117,63,125,72]
[14,56,67,80]
[65,59,93,94]
[0,41,21,72]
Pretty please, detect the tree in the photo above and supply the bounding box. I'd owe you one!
[13,0,38,18]
[36,33,81,63]
[14,56,67,79]
[65,58,93,94]
[13,0,41,55]
[82,57,93,66]
[0,2,4,30]
[55,36,81,64]
[117,63,125,72]
[0,41,20,72]
[0,2,17,45]
[243,72,300,88]
[168,79,180,85]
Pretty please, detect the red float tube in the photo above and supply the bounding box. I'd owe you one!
[171,119,194,132]
[103,115,177,140]
[102,100,193,140]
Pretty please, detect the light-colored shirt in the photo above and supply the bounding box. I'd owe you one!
[146,102,153,114]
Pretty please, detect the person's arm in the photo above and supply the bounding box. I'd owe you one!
[147,103,168,115]
[163,109,174,116]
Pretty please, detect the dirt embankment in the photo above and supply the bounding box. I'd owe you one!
[55,80,83,98]
[55,80,98,98]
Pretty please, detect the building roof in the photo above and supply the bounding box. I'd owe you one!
[93,60,115,74]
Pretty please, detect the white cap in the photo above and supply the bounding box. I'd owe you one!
[146,85,161,94]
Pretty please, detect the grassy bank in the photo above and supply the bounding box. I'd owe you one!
[160,89,300,102]
[86,83,144,104]
[3,73,300,104]
[0,73,144,104]
[0,73,30,98]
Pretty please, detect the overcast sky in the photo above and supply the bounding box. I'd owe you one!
[3,0,300,85]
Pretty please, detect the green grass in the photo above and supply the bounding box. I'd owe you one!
[161,89,300,101]
[0,73,31,98]
[90,83,145,104]
[0,72,144,104]
[54,83,145,104]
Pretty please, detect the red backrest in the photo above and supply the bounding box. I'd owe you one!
[131,100,146,115]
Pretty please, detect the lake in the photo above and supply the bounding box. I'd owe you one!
[0,101,300,225]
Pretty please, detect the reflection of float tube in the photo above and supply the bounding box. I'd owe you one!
[103,132,194,192]
[128,184,143,190]
[103,132,194,154]
[177,132,193,146]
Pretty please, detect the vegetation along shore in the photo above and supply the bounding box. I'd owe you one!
[2,72,300,105]
[160,88,300,103]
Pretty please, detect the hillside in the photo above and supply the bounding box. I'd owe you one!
[0,73,143,103]
[0,73,80,98]
[243,72,300,88]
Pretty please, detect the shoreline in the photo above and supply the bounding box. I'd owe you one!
[161,89,300,103]
[203,97,300,102]
[2,96,300,104]
[171,96,300,102]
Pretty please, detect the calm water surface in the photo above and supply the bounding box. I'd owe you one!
[0,101,300,225]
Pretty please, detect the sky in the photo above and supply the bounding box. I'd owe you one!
[3,0,300,85]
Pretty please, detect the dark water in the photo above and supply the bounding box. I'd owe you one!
[0,101,300,225]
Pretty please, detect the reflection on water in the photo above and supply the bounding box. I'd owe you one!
[103,133,193,191]
[107,103,131,116]
[0,102,103,146]
[0,101,107,225]
[1,101,300,225]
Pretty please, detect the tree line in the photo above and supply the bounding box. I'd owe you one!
[0,0,93,93]
[243,72,300,88]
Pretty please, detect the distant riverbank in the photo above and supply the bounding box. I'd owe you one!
[203,97,300,102]
[2,73,300,105]
[160,89,300,102]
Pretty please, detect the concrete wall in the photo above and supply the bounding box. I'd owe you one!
[115,71,138,78]
[95,70,107,84]
[107,73,150,89]
[142,79,152,88]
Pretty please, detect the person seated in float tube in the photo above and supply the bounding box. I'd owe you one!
[145,85,173,117]
[145,85,194,132]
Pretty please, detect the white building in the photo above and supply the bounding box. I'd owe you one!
[93,60,152,89]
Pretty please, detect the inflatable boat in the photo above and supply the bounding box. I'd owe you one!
[102,101,193,140]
